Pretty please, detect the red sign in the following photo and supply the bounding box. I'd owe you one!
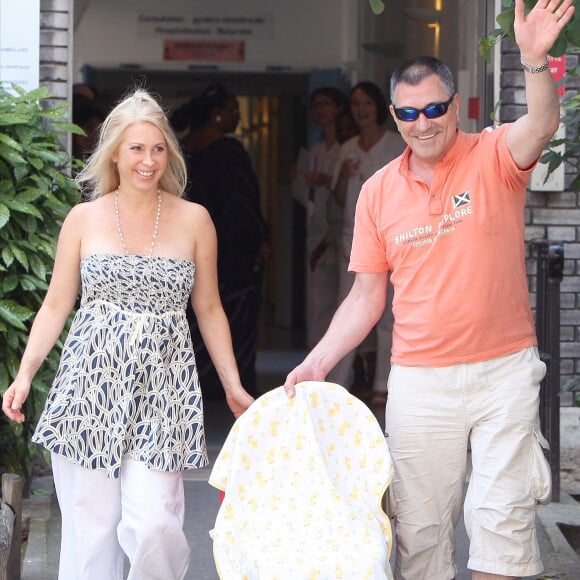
[467,97,480,120]
[548,55,566,97]
[163,40,245,62]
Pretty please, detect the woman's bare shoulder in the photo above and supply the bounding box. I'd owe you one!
[161,195,215,261]
[65,194,112,224]
[170,195,212,224]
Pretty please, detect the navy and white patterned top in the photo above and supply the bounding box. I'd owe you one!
[33,253,208,478]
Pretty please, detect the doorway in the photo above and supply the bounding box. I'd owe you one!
[82,66,312,346]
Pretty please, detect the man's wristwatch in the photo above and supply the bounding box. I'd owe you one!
[521,58,549,74]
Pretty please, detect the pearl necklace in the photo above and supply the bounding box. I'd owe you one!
[115,188,162,256]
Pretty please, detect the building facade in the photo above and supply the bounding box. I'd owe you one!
[37,0,580,387]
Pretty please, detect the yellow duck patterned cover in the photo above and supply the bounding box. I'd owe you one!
[209,381,395,579]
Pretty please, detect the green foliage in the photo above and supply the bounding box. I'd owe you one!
[478,1,580,191]
[479,0,580,61]
[562,376,580,407]
[368,0,385,15]
[0,83,80,482]
[540,76,580,191]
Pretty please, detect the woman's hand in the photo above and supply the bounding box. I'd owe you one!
[339,159,360,180]
[2,378,32,423]
[225,387,255,419]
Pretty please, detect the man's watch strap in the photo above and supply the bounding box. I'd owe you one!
[521,58,549,74]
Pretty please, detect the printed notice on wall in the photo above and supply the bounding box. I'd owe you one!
[164,40,245,62]
[548,55,566,97]
[0,0,40,91]
[138,11,273,41]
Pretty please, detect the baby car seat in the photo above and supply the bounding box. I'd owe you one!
[209,381,394,579]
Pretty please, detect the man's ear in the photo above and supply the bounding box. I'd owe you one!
[452,94,460,120]
[388,105,400,130]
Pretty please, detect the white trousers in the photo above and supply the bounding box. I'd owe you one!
[51,453,190,580]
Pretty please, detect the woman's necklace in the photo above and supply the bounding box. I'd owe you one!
[115,188,162,256]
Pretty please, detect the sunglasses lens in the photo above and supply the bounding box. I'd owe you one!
[395,108,419,122]
[424,103,447,119]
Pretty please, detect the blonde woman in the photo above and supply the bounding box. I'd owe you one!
[2,89,253,580]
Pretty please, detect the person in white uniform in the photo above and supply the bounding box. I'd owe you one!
[2,89,254,580]
[328,82,405,402]
[292,87,349,348]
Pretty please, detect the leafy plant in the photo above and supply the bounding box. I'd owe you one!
[562,376,580,407]
[368,0,385,15]
[479,0,580,61]
[479,0,580,191]
[369,0,579,190]
[0,84,81,483]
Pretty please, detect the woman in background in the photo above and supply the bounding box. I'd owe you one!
[172,84,270,398]
[328,82,405,405]
[335,107,359,145]
[291,87,349,348]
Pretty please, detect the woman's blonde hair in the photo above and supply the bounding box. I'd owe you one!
[76,89,187,199]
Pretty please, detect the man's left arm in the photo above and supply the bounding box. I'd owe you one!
[507,0,575,169]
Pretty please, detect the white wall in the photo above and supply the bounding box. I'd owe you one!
[73,0,487,108]
[73,0,356,80]
[0,0,40,90]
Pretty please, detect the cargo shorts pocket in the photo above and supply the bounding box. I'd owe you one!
[529,429,552,505]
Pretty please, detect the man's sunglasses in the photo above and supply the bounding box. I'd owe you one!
[393,94,455,122]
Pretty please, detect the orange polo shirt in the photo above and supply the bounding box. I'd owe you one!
[350,125,537,367]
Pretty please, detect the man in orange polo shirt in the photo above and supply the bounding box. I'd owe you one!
[284,0,575,578]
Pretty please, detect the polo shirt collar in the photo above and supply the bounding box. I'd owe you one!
[399,129,464,176]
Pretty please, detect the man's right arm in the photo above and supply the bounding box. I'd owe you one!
[284,271,388,397]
